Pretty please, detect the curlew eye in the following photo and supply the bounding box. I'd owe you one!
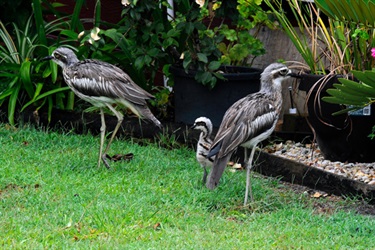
[54,53,62,60]
[279,68,289,76]
[53,52,68,65]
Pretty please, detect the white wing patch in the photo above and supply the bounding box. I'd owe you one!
[241,111,278,148]
[74,77,96,89]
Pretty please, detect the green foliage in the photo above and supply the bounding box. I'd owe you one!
[0,17,60,125]
[111,0,270,89]
[75,0,173,93]
[148,86,172,120]
[167,0,271,88]
[315,0,375,26]
[218,0,274,66]
[322,70,375,115]
[0,0,89,125]
[265,0,375,74]
[314,0,375,72]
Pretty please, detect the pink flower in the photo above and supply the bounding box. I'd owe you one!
[371,48,375,58]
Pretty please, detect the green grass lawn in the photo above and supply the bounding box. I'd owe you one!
[0,124,374,249]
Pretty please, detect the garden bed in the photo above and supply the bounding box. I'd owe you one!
[256,151,375,202]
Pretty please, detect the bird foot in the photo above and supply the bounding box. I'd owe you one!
[101,154,111,169]
[106,153,134,162]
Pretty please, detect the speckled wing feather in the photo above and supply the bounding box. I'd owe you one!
[64,59,154,106]
[209,92,279,158]
[206,92,280,189]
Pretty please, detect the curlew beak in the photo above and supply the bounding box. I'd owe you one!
[288,72,302,78]
[41,55,54,61]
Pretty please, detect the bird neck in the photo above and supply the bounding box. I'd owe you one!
[67,57,79,67]
[260,77,283,94]
[200,127,212,140]
[259,78,283,108]
[200,131,208,140]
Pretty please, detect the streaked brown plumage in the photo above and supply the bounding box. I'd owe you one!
[45,47,162,168]
[206,63,292,205]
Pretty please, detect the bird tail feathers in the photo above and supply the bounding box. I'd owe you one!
[206,154,231,190]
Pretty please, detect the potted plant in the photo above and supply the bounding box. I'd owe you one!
[0,0,86,125]
[165,0,276,126]
[60,0,275,126]
[264,0,375,162]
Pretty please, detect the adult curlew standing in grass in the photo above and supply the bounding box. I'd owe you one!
[192,117,215,183]
[206,63,292,205]
[44,47,162,168]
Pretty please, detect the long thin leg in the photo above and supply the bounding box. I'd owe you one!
[101,104,124,167]
[244,145,257,206]
[99,108,108,168]
[202,166,208,184]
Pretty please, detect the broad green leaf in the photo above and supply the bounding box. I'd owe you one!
[326,89,370,105]
[0,87,15,100]
[147,48,160,57]
[197,53,208,63]
[331,83,362,96]
[8,84,21,125]
[60,30,79,39]
[21,86,71,111]
[162,37,179,48]
[338,78,375,96]
[208,61,221,71]
[33,83,44,100]
[185,22,194,34]
[229,44,248,61]
[217,42,228,54]
[47,95,53,122]
[66,90,75,110]
[195,71,213,86]
[322,96,368,106]
[32,0,48,50]
[48,47,58,83]
[134,55,152,69]
[352,70,375,88]
[43,66,52,78]
[182,53,192,70]
[20,61,34,98]
[71,0,84,31]
[94,0,101,27]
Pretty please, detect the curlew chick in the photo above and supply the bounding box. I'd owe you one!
[192,117,215,183]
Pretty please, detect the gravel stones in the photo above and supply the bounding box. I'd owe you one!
[264,141,375,185]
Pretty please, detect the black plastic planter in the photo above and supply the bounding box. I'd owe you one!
[171,66,261,127]
[298,74,375,163]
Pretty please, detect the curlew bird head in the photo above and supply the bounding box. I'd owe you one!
[260,63,292,91]
[42,47,79,68]
[192,117,213,136]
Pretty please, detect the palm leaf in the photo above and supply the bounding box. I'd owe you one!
[315,0,375,26]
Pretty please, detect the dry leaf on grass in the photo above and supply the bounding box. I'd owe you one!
[153,222,161,230]
[312,191,328,198]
